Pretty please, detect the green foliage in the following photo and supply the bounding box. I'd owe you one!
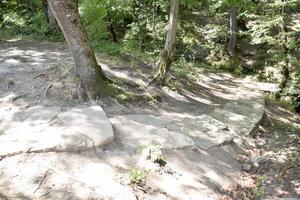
[94,40,123,56]
[252,175,267,200]
[0,0,62,40]
[129,167,149,185]
[246,0,300,97]
[30,11,49,36]
[80,0,108,42]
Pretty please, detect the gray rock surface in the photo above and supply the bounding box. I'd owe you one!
[57,106,114,147]
[0,66,10,76]
[211,85,265,135]
[110,115,195,150]
[0,151,137,200]
[110,114,236,150]
[0,106,114,156]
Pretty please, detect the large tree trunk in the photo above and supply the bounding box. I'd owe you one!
[151,0,179,85]
[228,6,237,56]
[47,0,108,100]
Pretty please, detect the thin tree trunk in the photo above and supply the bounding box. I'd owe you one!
[153,0,156,30]
[276,0,290,98]
[48,4,58,31]
[47,0,108,100]
[150,0,179,85]
[42,0,58,31]
[107,12,117,42]
[228,6,237,56]
[164,0,179,61]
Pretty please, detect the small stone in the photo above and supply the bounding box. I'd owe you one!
[242,162,252,171]
[7,78,15,89]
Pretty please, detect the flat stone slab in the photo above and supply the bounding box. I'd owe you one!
[110,115,195,150]
[0,106,114,156]
[57,106,114,146]
[239,79,280,92]
[182,114,235,149]
[211,85,265,135]
[110,114,235,150]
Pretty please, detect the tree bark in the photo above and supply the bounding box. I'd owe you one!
[48,4,58,31]
[107,12,117,42]
[228,6,237,56]
[47,0,108,100]
[42,0,49,22]
[276,0,290,99]
[43,0,58,31]
[151,0,179,85]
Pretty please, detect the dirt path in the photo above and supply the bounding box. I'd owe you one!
[0,40,288,200]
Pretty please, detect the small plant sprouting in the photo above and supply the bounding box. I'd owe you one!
[252,175,267,200]
[129,167,150,185]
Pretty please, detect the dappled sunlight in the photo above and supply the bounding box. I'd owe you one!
[0,42,70,71]
[0,41,272,199]
[0,105,114,157]
[0,152,136,200]
[148,172,215,200]
[161,87,191,103]
[1,0,300,197]
[157,148,240,198]
[180,89,220,106]
[265,99,300,128]
[4,59,20,64]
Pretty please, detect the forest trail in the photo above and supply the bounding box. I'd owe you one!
[0,41,289,200]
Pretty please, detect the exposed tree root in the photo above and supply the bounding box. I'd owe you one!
[148,51,171,87]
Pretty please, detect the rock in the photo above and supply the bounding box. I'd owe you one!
[146,148,238,200]
[0,153,136,200]
[242,81,279,93]
[0,106,114,156]
[182,114,236,149]
[57,106,114,147]
[110,114,236,151]
[110,115,195,151]
[242,162,252,171]
[75,163,136,200]
[211,88,265,136]
[17,106,61,124]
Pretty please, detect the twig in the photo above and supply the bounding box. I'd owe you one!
[147,76,157,87]
[33,169,51,194]
[43,83,54,98]
[39,192,50,198]
[33,73,48,80]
